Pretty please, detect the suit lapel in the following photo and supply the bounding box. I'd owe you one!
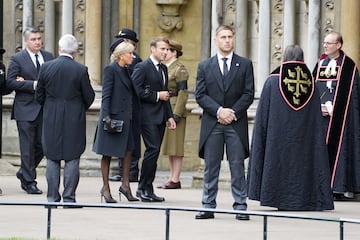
[224,55,241,92]
[210,56,224,91]
[22,50,37,73]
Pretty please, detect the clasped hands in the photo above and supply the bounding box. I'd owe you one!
[218,108,236,125]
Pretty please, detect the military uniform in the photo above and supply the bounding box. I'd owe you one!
[161,59,189,156]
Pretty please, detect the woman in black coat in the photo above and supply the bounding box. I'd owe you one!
[93,40,139,202]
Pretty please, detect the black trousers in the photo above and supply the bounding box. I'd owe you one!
[137,122,166,192]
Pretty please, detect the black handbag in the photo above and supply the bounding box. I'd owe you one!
[103,116,124,133]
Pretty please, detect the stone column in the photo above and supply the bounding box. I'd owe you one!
[283,0,295,48]
[306,0,320,69]
[257,0,271,95]
[62,0,73,34]
[235,0,248,56]
[341,0,360,65]
[201,0,211,60]
[22,0,33,48]
[44,0,55,53]
[85,0,102,85]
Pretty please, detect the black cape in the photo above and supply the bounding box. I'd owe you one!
[313,51,360,193]
[248,61,334,211]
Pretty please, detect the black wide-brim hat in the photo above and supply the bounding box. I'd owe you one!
[109,38,125,53]
[0,48,5,55]
[114,28,139,42]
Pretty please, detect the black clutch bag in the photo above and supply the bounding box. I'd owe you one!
[103,116,124,133]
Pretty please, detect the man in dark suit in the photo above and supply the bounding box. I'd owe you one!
[132,36,176,202]
[36,34,95,204]
[109,28,142,183]
[7,27,54,194]
[195,25,254,220]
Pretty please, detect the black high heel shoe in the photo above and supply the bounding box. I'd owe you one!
[100,187,117,203]
[119,186,139,202]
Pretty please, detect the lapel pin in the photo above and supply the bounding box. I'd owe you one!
[236,63,239,66]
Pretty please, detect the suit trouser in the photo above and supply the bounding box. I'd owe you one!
[138,122,166,192]
[46,158,80,202]
[202,124,248,210]
[16,114,43,186]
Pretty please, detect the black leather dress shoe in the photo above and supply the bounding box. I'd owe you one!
[235,213,250,221]
[195,211,215,219]
[16,172,27,191]
[26,185,43,194]
[137,190,165,202]
[136,189,152,202]
[109,175,122,182]
[149,192,165,202]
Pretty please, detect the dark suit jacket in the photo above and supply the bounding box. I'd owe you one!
[132,58,173,124]
[195,53,254,158]
[7,49,54,121]
[36,55,95,160]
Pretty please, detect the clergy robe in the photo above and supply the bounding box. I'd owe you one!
[313,50,360,195]
[248,61,334,211]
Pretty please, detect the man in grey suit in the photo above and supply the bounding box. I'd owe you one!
[36,34,95,205]
[7,27,54,194]
[195,25,254,220]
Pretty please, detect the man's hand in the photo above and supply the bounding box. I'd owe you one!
[16,76,24,81]
[218,108,235,125]
[159,91,170,101]
[168,117,176,130]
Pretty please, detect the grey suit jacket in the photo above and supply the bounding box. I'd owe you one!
[195,53,255,158]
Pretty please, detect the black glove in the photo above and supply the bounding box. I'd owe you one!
[173,114,181,123]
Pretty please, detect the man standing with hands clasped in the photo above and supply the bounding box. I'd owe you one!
[132,36,176,202]
[195,25,254,220]
[7,27,54,194]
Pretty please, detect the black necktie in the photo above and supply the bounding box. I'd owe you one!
[35,54,40,71]
[158,63,165,86]
[222,57,228,77]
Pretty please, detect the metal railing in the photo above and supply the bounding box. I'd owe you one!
[0,201,360,240]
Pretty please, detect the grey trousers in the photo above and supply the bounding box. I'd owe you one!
[46,158,80,203]
[202,124,248,210]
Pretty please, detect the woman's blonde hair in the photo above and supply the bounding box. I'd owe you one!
[110,41,135,62]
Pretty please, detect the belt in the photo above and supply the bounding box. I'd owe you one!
[169,90,178,97]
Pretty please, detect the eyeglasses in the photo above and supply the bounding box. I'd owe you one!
[323,42,338,45]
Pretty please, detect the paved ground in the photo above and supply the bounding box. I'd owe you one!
[0,170,360,239]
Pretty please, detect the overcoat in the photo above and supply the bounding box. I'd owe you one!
[36,55,95,160]
[93,62,139,158]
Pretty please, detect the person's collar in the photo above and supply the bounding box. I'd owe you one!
[60,53,73,59]
[217,52,233,61]
[26,48,40,57]
[150,55,160,66]
[166,58,176,67]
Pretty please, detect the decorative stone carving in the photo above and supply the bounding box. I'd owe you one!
[324,18,334,33]
[76,0,86,11]
[273,20,283,36]
[156,0,188,32]
[273,0,283,12]
[35,0,45,11]
[325,0,335,10]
